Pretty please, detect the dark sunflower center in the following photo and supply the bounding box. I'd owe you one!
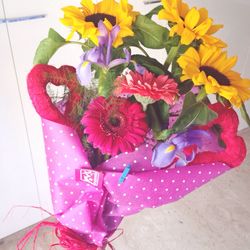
[200,66,230,86]
[85,13,116,27]
[109,117,121,127]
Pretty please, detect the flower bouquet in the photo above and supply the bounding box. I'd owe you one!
[22,0,250,249]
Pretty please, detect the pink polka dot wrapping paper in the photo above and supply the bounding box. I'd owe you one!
[42,118,230,247]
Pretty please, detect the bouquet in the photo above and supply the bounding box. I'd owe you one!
[21,0,250,249]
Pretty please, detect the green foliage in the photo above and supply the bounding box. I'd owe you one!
[240,103,250,127]
[145,5,163,18]
[156,92,218,140]
[33,28,66,65]
[131,54,167,75]
[81,39,96,52]
[134,15,169,49]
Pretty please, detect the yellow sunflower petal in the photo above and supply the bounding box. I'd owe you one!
[193,18,212,36]
[180,28,196,45]
[184,8,200,29]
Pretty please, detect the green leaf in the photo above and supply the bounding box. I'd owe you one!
[33,28,66,65]
[145,5,163,19]
[240,102,250,127]
[48,28,65,42]
[178,80,194,95]
[173,102,217,132]
[134,15,169,49]
[156,128,174,140]
[132,54,167,75]
[81,39,96,52]
[158,100,169,125]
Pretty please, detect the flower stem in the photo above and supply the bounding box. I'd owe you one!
[98,69,112,98]
[164,44,180,68]
[240,102,250,127]
[148,105,161,133]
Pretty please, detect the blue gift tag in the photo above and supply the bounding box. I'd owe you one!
[119,164,131,184]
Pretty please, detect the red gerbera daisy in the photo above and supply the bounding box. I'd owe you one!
[114,70,179,105]
[81,96,148,156]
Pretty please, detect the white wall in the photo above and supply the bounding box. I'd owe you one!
[0,0,249,239]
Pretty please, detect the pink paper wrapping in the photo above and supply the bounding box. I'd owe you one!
[42,118,230,247]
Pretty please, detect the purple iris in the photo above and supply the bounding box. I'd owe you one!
[151,129,219,168]
[77,21,131,87]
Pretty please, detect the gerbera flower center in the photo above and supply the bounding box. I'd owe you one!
[109,116,121,127]
[85,13,116,27]
[200,66,230,86]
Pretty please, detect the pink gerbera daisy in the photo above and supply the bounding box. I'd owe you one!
[114,70,179,105]
[81,96,148,156]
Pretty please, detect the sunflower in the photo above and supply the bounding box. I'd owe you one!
[158,0,226,47]
[60,0,138,47]
[177,45,250,107]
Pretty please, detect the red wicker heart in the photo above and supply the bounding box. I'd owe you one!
[27,64,83,127]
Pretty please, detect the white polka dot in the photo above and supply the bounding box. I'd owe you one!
[137,178,141,182]
[54,182,58,186]
[72,145,76,149]
[115,155,119,158]
[113,167,116,170]
[70,191,74,195]
[59,192,63,196]
[130,186,134,189]
[125,152,128,155]
[144,156,148,160]
[142,168,145,171]
[54,200,58,204]
[147,196,151,200]
[133,160,137,163]
[165,188,169,192]
[158,197,162,200]
[188,170,191,174]
[192,180,196,183]
[55,151,58,155]
[74,158,78,161]
[61,142,65,146]
[57,162,61,166]
[76,182,80,186]
[186,187,189,191]
[123,193,127,197]
[169,196,172,200]
[140,204,144,207]
[112,173,116,177]
[84,161,88,165]
[49,127,53,130]
[218,171,221,174]
[70,133,74,137]
[161,179,164,183]
[172,180,175,183]
[146,144,149,147]
[60,174,64,179]
[49,159,53,162]
[165,170,169,173]
[127,207,131,211]
[149,179,153,182]
[154,188,158,192]
[198,171,202,174]
[51,170,55,175]
[72,218,75,222]
[208,171,212,175]
[212,163,215,166]
[182,180,186,183]
[47,147,50,151]
[142,187,146,191]
[202,179,205,183]
[59,130,63,133]
[176,170,180,174]
[135,148,139,151]
[64,201,68,204]
[66,167,71,171]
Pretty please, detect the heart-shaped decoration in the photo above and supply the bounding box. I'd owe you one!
[192,102,246,167]
[27,64,83,127]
